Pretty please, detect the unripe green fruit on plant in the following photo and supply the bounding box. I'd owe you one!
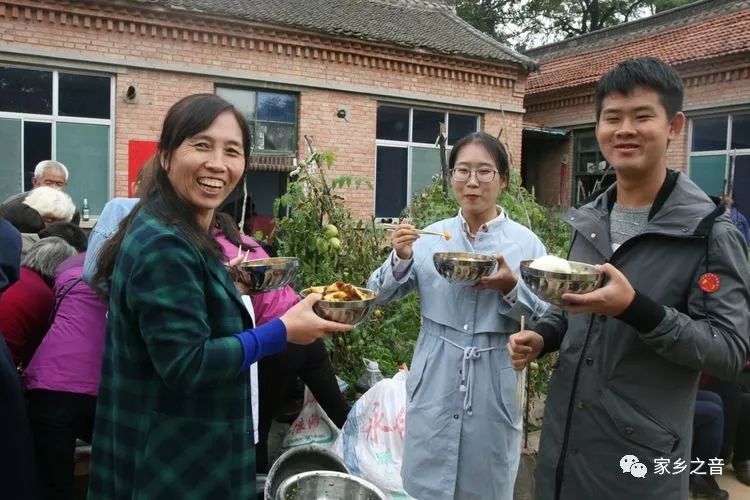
[328,237,342,251]
[315,237,330,254]
[323,224,339,238]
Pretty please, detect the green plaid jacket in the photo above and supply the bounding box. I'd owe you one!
[88,207,254,499]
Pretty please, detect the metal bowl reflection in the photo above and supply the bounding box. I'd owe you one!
[265,446,349,500]
[276,470,386,500]
[433,252,497,285]
[239,257,298,292]
[299,286,377,326]
[520,259,603,306]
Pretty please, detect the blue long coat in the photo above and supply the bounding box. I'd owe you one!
[368,211,548,500]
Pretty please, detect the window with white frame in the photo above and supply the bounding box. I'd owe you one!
[375,104,479,217]
[689,113,750,198]
[0,66,113,214]
[216,86,298,154]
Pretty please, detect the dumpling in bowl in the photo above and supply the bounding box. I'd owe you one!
[529,255,572,274]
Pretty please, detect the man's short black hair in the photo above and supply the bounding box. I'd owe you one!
[595,57,684,120]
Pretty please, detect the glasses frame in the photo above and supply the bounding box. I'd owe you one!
[450,167,499,183]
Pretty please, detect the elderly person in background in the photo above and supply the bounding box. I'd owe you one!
[23,187,76,226]
[24,250,106,500]
[30,160,68,190]
[0,237,77,369]
[2,160,69,206]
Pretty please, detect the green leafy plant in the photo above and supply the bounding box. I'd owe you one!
[271,152,417,386]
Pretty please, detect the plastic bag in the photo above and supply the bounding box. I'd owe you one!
[332,371,414,499]
[279,386,340,452]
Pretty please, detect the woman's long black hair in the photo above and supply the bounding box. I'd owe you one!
[92,94,251,294]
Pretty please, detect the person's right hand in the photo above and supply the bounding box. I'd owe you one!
[507,330,545,371]
[391,219,419,260]
[280,293,352,344]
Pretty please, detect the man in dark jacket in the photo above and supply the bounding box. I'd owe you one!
[509,58,750,500]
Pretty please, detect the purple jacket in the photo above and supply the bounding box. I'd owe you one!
[23,253,107,396]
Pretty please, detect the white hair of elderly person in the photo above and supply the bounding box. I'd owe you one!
[21,236,78,286]
[23,187,76,225]
[33,160,69,188]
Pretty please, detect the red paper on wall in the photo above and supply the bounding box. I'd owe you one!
[128,140,158,197]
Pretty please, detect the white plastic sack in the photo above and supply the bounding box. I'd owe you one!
[279,386,340,452]
[332,371,414,499]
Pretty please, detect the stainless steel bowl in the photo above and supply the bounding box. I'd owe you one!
[520,259,603,306]
[276,471,386,500]
[265,446,349,500]
[239,257,298,292]
[433,252,497,285]
[299,286,377,326]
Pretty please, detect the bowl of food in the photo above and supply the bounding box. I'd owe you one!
[520,256,603,306]
[300,281,377,326]
[433,252,497,285]
[275,471,386,500]
[238,257,299,292]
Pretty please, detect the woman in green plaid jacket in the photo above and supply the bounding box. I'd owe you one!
[87,94,350,499]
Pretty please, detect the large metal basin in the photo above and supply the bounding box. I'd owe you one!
[275,470,387,500]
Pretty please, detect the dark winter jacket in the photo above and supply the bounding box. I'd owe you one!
[534,170,750,500]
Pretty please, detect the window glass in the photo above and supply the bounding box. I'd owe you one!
[58,73,110,119]
[0,67,52,114]
[56,122,110,215]
[0,118,22,202]
[412,109,444,143]
[257,92,296,123]
[447,113,478,145]
[731,114,750,150]
[410,146,443,198]
[376,105,409,141]
[689,154,726,197]
[375,146,408,217]
[692,117,727,152]
[216,87,256,121]
[254,122,295,152]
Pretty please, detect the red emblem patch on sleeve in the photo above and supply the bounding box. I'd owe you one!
[698,273,720,293]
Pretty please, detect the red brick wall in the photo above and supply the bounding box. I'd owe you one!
[297,91,377,217]
[0,1,527,216]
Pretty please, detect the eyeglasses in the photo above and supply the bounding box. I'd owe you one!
[450,167,498,183]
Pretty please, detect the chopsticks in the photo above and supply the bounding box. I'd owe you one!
[515,315,527,411]
[379,223,452,239]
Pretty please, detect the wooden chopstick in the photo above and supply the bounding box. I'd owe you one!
[515,315,527,411]
[379,223,448,238]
